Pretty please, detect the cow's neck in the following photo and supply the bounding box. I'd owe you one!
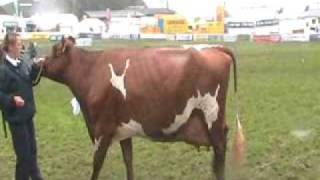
[64,49,101,101]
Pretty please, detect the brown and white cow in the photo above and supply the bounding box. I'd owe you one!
[39,40,245,180]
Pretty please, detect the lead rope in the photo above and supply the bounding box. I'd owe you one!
[32,62,43,86]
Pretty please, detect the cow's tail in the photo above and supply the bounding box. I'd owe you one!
[217,46,246,166]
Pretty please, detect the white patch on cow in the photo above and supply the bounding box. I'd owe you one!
[70,97,81,116]
[112,120,145,143]
[93,136,102,152]
[182,44,223,51]
[163,85,220,134]
[108,59,130,99]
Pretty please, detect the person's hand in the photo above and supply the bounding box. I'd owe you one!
[13,96,25,107]
[34,57,45,63]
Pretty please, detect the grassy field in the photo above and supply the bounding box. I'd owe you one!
[0,40,320,180]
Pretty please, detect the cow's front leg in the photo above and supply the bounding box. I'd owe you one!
[120,138,134,180]
[90,135,111,180]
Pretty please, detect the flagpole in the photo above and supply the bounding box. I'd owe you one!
[14,0,19,16]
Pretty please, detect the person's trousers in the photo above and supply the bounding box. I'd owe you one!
[9,119,43,180]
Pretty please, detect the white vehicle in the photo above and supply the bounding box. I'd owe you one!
[30,13,79,34]
[77,18,106,38]
[0,15,25,34]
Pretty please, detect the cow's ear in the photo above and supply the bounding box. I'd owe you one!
[52,44,61,57]
[61,38,71,54]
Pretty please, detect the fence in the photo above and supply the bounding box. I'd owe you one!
[0,32,319,43]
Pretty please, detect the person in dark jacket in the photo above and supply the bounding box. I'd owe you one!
[26,42,38,60]
[0,33,43,180]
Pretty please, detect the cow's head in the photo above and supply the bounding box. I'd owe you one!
[39,37,74,83]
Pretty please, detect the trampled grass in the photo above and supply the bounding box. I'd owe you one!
[0,40,319,180]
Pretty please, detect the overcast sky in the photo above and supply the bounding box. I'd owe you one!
[143,0,320,20]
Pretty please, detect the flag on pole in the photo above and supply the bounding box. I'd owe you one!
[105,8,112,32]
[106,8,111,21]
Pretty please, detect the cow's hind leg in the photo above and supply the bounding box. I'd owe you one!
[211,124,228,180]
[120,138,134,180]
[90,136,111,180]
